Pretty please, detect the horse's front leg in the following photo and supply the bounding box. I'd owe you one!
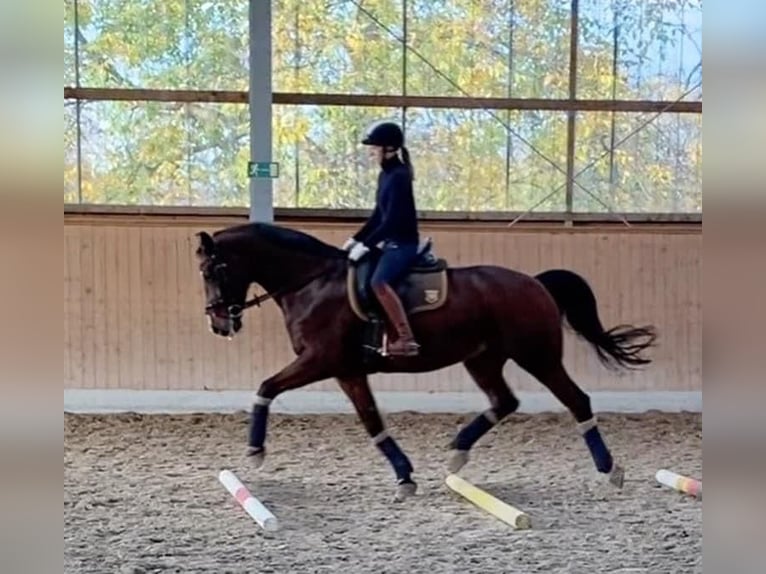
[336,375,417,502]
[247,355,327,467]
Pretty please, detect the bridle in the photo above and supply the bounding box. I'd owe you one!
[202,255,333,322]
[204,285,273,322]
[202,257,274,323]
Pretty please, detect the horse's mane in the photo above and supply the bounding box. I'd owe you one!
[215,222,346,260]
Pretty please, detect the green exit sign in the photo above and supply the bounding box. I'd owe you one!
[247,161,279,178]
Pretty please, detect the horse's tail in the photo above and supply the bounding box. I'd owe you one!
[534,269,658,371]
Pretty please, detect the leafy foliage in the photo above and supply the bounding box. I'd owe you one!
[64,0,702,213]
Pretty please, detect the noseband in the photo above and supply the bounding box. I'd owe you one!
[203,259,275,320]
[203,257,330,321]
[205,291,273,319]
[205,295,272,321]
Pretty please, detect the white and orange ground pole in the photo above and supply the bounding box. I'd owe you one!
[218,469,279,531]
[655,469,702,499]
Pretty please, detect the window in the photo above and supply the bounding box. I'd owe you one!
[75,100,249,205]
[574,111,701,212]
[273,0,404,95]
[64,0,702,217]
[273,105,402,208]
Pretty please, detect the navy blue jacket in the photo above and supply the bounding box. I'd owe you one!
[354,156,419,247]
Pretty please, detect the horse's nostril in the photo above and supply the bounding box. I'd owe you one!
[211,324,231,337]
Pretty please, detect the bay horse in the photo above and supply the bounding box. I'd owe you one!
[195,221,656,500]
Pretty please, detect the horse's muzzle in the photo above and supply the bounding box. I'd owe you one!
[206,309,243,338]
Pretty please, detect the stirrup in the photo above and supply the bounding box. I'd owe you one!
[392,342,420,357]
[382,333,420,357]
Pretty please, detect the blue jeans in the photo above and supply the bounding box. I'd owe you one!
[370,241,419,289]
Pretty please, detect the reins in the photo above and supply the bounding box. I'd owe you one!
[207,262,338,318]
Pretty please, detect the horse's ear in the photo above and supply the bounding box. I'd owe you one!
[196,231,216,257]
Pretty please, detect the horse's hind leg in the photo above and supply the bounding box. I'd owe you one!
[520,358,624,488]
[336,375,417,502]
[448,352,520,473]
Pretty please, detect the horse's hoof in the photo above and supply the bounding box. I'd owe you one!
[608,463,625,488]
[394,480,417,502]
[448,450,469,474]
[247,446,266,469]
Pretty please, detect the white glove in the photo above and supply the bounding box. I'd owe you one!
[348,242,370,262]
[342,237,358,251]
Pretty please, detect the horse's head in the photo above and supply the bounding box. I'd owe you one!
[195,231,250,338]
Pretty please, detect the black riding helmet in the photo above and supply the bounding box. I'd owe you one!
[361,121,404,150]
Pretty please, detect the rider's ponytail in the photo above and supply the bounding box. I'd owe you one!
[400,146,415,181]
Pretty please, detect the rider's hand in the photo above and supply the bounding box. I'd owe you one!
[342,237,358,251]
[348,242,370,262]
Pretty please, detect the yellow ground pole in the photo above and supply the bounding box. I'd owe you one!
[445,473,531,530]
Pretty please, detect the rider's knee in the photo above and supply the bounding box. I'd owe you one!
[370,277,388,291]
